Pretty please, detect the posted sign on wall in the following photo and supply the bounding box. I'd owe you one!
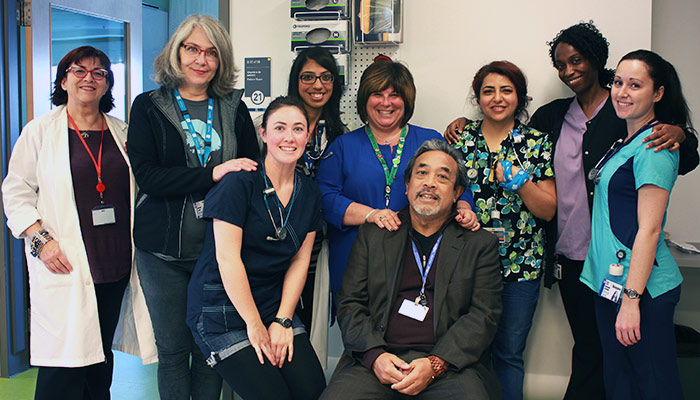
[244,57,271,111]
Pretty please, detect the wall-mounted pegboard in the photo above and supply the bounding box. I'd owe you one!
[339,45,400,131]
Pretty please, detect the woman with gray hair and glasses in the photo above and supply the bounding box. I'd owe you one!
[127,15,260,399]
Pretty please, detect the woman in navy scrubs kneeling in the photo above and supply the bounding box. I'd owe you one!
[187,96,326,400]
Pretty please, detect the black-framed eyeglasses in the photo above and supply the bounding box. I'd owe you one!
[180,43,219,61]
[65,66,110,81]
[299,73,334,84]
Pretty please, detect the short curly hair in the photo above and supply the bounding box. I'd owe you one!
[548,21,614,87]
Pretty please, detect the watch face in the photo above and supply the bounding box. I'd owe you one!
[275,317,292,328]
[625,288,640,299]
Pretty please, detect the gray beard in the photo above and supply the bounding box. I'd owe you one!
[411,202,441,217]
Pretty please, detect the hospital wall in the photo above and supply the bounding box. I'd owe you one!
[228,1,699,397]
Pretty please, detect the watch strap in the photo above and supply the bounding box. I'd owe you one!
[273,317,292,328]
[623,288,641,299]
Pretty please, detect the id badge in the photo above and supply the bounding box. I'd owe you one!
[193,200,205,219]
[553,262,563,280]
[398,298,428,322]
[598,279,623,303]
[92,205,116,226]
[484,227,506,243]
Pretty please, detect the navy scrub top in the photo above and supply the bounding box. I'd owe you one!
[187,167,322,335]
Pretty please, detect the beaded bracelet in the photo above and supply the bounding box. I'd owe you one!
[30,229,52,258]
[428,355,447,380]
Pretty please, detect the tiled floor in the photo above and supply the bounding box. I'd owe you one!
[0,351,158,400]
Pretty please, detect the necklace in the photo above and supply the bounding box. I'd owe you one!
[80,130,90,139]
[377,130,401,145]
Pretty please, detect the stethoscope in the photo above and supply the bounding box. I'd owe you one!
[587,139,624,184]
[261,164,299,242]
[465,127,526,180]
[303,120,334,163]
[587,119,660,184]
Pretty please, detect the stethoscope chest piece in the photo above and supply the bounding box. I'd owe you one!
[276,226,288,241]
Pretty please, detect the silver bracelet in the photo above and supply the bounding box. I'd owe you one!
[364,209,377,223]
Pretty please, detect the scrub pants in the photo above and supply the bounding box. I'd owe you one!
[213,333,325,400]
[34,276,128,400]
[557,255,605,400]
[593,285,683,400]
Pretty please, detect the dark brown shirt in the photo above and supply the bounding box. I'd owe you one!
[69,128,131,283]
[360,210,455,369]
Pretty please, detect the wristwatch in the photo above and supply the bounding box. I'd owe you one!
[623,288,641,299]
[273,317,292,328]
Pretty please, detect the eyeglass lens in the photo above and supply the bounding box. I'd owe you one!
[181,43,218,60]
[68,67,108,80]
[300,74,334,84]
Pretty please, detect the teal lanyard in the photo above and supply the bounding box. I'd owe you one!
[173,88,214,167]
[365,125,408,208]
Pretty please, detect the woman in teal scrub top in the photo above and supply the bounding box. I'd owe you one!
[581,50,694,400]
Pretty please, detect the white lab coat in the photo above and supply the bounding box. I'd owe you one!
[2,105,157,367]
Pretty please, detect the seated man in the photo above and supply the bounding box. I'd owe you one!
[321,139,503,399]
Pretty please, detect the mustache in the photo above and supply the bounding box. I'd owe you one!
[415,189,441,201]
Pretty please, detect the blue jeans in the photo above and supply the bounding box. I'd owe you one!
[135,248,222,400]
[491,279,541,400]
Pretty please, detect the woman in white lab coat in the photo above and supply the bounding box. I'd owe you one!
[2,46,155,400]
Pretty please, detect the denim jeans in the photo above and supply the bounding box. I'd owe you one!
[135,248,222,400]
[491,278,541,400]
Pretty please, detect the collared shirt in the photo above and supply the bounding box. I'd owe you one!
[554,97,606,260]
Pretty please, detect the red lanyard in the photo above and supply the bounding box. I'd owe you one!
[67,110,106,201]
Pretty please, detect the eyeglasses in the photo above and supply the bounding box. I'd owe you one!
[299,73,334,84]
[65,66,110,81]
[180,43,219,61]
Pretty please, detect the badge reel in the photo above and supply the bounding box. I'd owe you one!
[609,250,625,276]
[484,210,506,243]
[92,181,116,226]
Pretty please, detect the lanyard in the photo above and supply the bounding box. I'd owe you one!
[411,233,443,299]
[67,110,106,203]
[173,88,214,167]
[365,125,408,208]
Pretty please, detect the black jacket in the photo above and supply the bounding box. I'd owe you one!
[127,87,260,256]
[529,95,699,287]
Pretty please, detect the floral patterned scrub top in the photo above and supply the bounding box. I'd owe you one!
[453,120,554,282]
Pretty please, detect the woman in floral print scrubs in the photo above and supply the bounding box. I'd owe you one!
[452,61,556,400]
